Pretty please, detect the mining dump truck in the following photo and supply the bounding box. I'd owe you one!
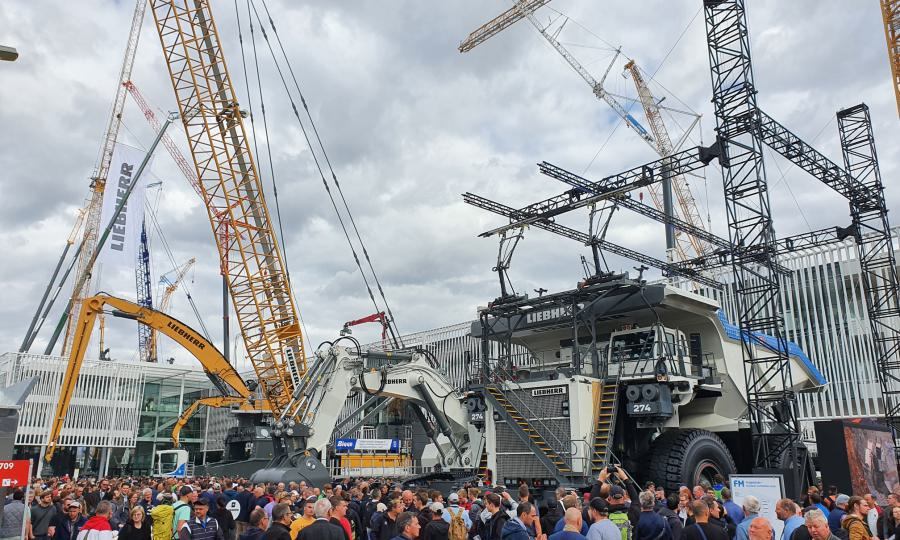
[469,274,825,492]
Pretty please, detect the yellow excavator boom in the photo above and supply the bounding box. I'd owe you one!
[45,294,254,461]
[171,395,270,446]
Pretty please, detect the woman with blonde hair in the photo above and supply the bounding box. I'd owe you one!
[118,506,150,540]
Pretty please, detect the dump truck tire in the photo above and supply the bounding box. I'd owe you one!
[646,428,736,494]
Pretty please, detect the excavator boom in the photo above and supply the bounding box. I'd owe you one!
[45,294,254,460]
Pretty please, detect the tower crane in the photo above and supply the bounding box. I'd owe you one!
[52,0,148,356]
[136,222,153,362]
[459,1,707,263]
[148,257,196,363]
[882,0,900,119]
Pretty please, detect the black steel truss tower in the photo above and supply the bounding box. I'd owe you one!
[703,0,799,472]
[837,104,900,463]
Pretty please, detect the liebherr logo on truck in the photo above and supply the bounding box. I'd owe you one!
[166,321,206,350]
[526,306,572,324]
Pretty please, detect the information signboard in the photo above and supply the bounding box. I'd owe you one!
[0,460,30,489]
[334,439,401,453]
[730,474,785,540]
[0,460,32,540]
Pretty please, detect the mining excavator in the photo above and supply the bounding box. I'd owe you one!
[47,293,483,485]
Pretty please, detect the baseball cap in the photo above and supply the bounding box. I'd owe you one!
[589,498,609,514]
[193,497,209,507]
[66,501,82,509]
[448,493,459,503]
[430,502,444,514]
[836,494,850,505]
[179,486,194,496]
[609,486,625,500]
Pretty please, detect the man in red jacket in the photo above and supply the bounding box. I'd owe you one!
[76,501,114,540]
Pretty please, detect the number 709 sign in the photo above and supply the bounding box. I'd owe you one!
[0,460,31,488]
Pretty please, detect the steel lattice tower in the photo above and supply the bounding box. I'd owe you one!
[703,0,800,474]
[136,220,153,362]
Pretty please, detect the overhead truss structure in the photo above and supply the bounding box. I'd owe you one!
[462,193,722,290]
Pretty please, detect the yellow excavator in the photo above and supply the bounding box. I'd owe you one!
[46,0,307,474]
[45,293,269,459]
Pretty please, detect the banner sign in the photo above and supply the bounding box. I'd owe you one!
[99,143,148,266]
[335,438,401,453]
[730,474,785,540]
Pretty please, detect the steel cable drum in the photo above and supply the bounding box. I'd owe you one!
[641,384,661,401]
[625,385,642,402]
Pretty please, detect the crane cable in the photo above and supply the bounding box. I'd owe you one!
[246,0,403,348]
[235,0,312,348]
[145,203,212,340]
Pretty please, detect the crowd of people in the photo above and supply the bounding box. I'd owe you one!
[2,468,899,540]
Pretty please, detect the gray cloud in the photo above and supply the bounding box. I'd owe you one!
[1,0,897,371]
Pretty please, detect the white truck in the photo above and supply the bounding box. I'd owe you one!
[469,275,825,491]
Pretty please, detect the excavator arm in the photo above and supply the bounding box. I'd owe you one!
[297,346,482,470]
[171,396,270,446]
[46,294,254,460]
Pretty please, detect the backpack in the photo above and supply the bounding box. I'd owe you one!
[832,528,850,540]
[609,511,633,540]
[150,505,174,540]
[449,507,469,540]
[363,501,379,529]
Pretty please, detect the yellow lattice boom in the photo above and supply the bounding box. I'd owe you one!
[623,60,711,259]
[149,0,305,417]
[883,0,900,119]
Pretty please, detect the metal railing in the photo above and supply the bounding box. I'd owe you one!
[487,362,572,469]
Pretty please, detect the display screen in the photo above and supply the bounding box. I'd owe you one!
[844,422,899,504]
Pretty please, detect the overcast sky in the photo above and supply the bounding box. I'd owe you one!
[1,1,897,371]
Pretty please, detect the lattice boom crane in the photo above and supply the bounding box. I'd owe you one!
[148,257,195,363]
[882,0,900,119]
[59,0,148,356]
[623,60,711,258]
[148,0,305,419]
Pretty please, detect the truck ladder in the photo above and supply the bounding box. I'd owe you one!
[591,380,620,473]
[476,447,490,485]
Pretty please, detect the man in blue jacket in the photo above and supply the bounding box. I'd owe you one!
[53,501,87,540]
[502,503,536,540]
[635,491,671,540]
[827,495,848,534]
